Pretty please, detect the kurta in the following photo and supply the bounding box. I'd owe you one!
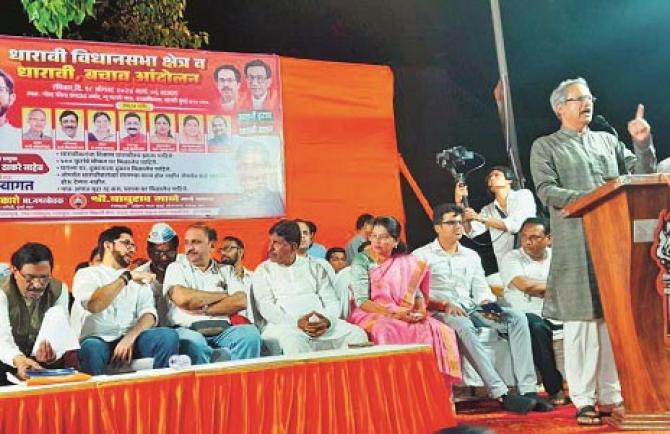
[530,128,656,320]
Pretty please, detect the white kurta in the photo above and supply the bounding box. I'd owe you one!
[252,256,367,354]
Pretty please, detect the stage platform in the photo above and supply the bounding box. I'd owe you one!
[0,344,454,434]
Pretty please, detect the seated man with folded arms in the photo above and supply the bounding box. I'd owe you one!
[500,217,567,405]
[0,243,78,384]
[74,226,179,375]
[252,220,368,354]
[164,223,261,364]
[413,203,553,414]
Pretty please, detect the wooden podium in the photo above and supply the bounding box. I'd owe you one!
[564,174,670,430]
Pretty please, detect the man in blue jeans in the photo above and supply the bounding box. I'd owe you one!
[73,226,179,375]
[163,223,261,364]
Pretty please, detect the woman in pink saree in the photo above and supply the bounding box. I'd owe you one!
[348,216,461,382]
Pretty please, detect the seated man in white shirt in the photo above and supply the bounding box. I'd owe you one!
[164,223,261,364]
[74,226,179,375]
[252,220,368,354]
[218,235,254,323]
[500,217,567,405]
[413,203,552,414]
[455,166,537,269]
[0,243,77,384]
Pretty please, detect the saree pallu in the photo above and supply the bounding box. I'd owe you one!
[348,254,461,381]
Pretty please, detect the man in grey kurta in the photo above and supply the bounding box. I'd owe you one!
[530,77,656,424]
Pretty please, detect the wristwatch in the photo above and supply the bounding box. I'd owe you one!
[120,270,133,284]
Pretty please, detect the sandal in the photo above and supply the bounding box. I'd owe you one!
[576,405,602,426]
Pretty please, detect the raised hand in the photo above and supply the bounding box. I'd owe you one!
[627,103,651,143]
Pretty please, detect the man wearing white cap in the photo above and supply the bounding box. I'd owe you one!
[136,223,179,327]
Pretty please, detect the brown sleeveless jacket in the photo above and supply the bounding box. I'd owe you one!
[0,276,63,356]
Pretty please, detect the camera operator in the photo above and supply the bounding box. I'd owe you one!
[454,166,537,269]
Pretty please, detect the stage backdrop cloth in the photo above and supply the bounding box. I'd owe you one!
[0,345,455,434]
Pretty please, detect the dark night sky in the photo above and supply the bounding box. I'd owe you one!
[5,0,669,271]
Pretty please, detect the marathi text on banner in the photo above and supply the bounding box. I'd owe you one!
[0,36,285,220]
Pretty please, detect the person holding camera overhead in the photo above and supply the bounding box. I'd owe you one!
[455,166,537,270]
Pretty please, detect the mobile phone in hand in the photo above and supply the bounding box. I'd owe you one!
[479,302,503,315]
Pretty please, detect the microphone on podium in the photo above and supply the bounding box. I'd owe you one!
[591,114,629,176]
[592,114,618,138]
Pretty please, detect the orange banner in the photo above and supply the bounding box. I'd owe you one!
[0,52,404,284]
[0,35,285,220]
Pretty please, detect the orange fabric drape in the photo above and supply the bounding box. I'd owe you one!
[0,56,403,286]
[0,347,455,434]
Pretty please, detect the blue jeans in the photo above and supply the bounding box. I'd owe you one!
[79,327,179,375]
[176,324,261,365]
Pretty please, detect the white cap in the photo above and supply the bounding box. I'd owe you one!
[148,223,177,244]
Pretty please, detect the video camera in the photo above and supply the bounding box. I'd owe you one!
[436,146,475,171]
[436,146,485,208]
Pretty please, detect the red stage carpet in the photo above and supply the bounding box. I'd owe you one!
[456,399,669,433]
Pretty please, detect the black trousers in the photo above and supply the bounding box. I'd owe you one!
[0,362,17,386]
[526,313,564,395]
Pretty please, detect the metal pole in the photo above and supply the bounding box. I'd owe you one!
[490,0,525,187]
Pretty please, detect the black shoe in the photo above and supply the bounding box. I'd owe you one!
[524,392,555,412]
[500,394,537,414]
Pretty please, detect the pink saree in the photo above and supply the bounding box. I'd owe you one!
[348,254,461,381]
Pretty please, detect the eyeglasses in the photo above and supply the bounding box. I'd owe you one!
[564,95,597,104]
[219,245,239,252]
[114,239,137,249]
[246,75,268,83]
[439,220,464,226]
[17,270,51,285]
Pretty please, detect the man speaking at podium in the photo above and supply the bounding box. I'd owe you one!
[530,77,657,425]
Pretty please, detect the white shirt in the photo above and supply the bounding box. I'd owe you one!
[219,265,253,321]
[0,283,69,366]
[0,122,22,151]
[252,256,340,329]
[73,265,157,342]
[412,240,495,312]
[499,248,551,318]
[163,256,231,327]
[466,188,537,268]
